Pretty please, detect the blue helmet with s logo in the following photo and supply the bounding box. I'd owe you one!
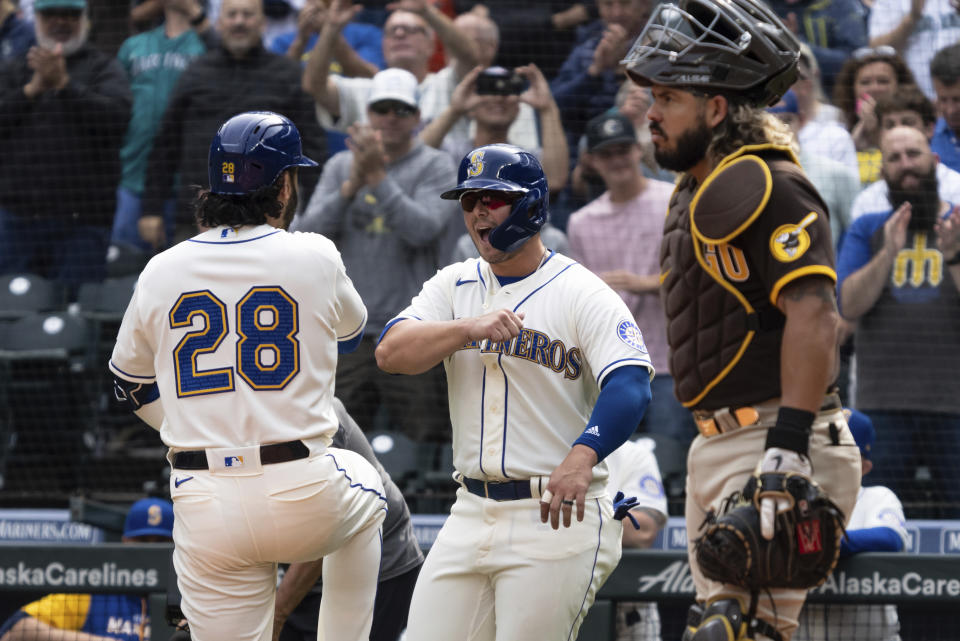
[440,144,548,253]
[208,111,318,195]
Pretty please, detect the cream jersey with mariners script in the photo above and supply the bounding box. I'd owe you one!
[386,251,654,484]
[109,225,367,451]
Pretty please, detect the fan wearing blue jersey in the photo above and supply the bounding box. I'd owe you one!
[837,126,960,518]
[109,111,386,641]
[376,144,654,641]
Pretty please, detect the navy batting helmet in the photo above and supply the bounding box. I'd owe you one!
[208,111,318,195]
[440,144,548,253]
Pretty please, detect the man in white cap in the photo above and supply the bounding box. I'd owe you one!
[292,67,460,444]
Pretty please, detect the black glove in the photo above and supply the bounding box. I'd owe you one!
[694,472,846,591]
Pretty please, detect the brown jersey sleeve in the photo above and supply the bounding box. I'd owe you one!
[746,159,837,306]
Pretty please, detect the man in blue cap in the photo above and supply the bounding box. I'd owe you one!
[0,498,174,641]
[795,409,908,641]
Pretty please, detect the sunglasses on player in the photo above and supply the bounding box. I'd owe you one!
[458,191,519,212]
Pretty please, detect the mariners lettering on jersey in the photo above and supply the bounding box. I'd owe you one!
[106,616,144,638]
[701,242,750,282]
[460,327,583,380]
[892,232,944,293]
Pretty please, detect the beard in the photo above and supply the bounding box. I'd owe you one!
[279,183,298,230]
[887,165,940,231]
[652,118,713,173]
[36,20,89,56]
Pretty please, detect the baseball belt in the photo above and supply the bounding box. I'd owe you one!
[461,477,538,501]
[172,440,309,470]
[692,393,842,439]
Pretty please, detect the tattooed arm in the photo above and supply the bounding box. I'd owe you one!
[777,276,841,413]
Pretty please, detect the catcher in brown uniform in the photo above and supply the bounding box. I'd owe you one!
[622,0,862,639]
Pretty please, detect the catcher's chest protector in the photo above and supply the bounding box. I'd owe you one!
[660,178,756,409]
[659,146,805,410]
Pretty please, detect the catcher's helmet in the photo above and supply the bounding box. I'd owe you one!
[208,111,318,195]
[621,0,801,106]
[440,144,548,253]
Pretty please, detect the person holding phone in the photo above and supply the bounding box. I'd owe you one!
[832,47,918,183]
[419,64,569,195]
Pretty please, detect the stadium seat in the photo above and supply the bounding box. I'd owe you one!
[0,311,92,363]
[105,242,150,279]
[77,275,145,453]
[0,273,64,320]
[0,312,95,496]
[77,274,139,322]
[368,430,424,485]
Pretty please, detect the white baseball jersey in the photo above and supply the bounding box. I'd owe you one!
[606,438,668,641]
[606,438,669,517]
[110,224,367,451]
[795,485,907,641]
[110,224,386,641]
[387,250,654,486]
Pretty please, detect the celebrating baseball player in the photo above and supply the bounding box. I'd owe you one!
[375,143,654,641]
[109,111,387,641]
[622,1,862,639]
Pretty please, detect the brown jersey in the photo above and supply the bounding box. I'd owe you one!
[659,145,835,410]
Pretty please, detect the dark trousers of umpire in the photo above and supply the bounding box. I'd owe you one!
[279,563,422,641]
[335,335,451,442]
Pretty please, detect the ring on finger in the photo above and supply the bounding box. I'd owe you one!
[561,499,575,506]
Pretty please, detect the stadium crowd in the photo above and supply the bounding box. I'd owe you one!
[1,0,960,522]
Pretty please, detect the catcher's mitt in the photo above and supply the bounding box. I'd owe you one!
[694,472,846,591]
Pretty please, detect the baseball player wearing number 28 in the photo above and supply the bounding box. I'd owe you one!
[109,111,387,641]
[622,0,862,639]
[376,143,654,640]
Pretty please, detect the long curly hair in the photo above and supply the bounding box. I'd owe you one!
[193,171,287,228]
[706,100,795,165]
[832,53,916,131]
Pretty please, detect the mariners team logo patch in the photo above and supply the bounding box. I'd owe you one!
[466,150,485,177]
[640,474,665,499]
[769,212,817,262]
[617,320,648,353]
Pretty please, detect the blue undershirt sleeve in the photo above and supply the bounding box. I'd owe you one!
[573,365,651,462]
[840,526,904,557]
[338,330,364,354]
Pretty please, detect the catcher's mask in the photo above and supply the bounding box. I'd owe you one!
[440,144,549,253]
[621,0,801,107]
[208,111,318,195]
